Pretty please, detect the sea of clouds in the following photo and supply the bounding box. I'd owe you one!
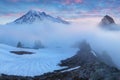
[0,17,120,68]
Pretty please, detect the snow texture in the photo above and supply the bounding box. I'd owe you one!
[91,51,97,57]
[0,44,78,76]
[61,66,80,73]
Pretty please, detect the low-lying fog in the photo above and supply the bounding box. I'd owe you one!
[0,17,120,68]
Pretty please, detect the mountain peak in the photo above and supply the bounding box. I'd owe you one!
[104,15,115,23]
[99,15,115,26]
[27,10,47,16]
[28,9,38,13]
[13,10,69,24]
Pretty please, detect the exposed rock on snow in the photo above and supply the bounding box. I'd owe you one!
[10,51,34,55]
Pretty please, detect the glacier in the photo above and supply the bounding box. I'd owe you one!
[0,44,78,76]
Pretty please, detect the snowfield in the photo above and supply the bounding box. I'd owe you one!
[0,44,78,76]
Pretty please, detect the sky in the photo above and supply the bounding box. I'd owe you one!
[0,0,120,24]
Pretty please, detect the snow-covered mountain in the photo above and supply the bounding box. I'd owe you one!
[12,10,69,24]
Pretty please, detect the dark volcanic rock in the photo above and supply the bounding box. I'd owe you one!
[60,40,98,67]
[59,41,120,80]
[10,51,34,55]
[99,15,120,30]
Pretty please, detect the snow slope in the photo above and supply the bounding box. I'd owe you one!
[0,44,78,76]
[61,66,80,73]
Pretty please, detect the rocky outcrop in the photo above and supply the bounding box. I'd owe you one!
[59,41,120,80]
[99,15,115,26]
[99,15,120,30]
[60,40,98,67]
[10,51,34,55]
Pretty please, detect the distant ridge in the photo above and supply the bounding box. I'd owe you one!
[99,15,115,26]
[99,15,120,30]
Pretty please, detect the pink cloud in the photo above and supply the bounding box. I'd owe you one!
[65,0,71,4]
[9,0,38,3]
[1,12,24,17]
[26,0,39,2]
[75,0,83,3]
[64,0,83,4]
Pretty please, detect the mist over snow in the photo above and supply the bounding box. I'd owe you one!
[1,0,120,78]
[0,17,120,68]
[0,20,99,48]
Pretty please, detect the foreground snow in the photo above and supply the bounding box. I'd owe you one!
[61,66,80,73]
[0,44,78,76]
